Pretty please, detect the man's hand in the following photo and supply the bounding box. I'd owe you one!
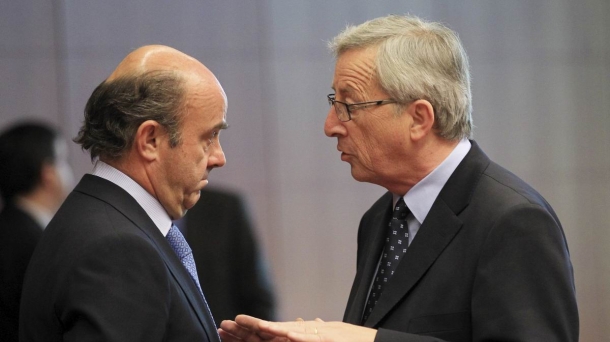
[219,315,377,342]
[219,315,289,342]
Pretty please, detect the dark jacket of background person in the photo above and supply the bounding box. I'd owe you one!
[0,122,71,342]
[0,204,43,342]
[183,187,276,326]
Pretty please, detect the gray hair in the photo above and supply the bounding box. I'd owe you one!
[329,14,472,140]
[74,70,187,160]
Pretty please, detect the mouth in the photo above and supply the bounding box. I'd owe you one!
[199,178,209,189]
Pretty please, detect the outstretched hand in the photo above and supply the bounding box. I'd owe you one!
[219,315,377,342]
[219,315,288,342]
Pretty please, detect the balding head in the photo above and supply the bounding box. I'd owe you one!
[75,44,228,218]
[107,45,213,84]
[75,45,225,161]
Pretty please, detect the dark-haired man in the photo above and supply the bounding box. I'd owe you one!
[20,45,227,341]
[0,122,73,342]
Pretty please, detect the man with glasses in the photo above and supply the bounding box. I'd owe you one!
[220,14,578,342]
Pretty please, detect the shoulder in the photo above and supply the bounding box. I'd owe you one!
[477,161,555,214]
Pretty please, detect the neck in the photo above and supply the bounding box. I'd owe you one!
[100,155,156,200]
[385,137,460,195]
[17,187,59,214]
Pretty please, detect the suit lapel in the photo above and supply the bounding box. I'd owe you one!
[158,242,220,341]
[360,141,490,327]
[74,175,219,341]
[364,201,463,327]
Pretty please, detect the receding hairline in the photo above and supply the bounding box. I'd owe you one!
[107,45,202,80]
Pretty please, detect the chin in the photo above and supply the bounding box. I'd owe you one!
[183,192,201,210]
[350,168,375,184]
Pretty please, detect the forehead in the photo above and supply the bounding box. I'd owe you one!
[332,47,380,98]
[176,86,226,137]
[186,76,227,114]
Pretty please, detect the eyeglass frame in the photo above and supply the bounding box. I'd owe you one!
[327,93,397,122]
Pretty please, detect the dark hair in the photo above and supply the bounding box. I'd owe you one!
[0,122,58,202]
[74,70,187,160]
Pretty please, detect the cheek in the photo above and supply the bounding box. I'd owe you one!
[353,129,376,158]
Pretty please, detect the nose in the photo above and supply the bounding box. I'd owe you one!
[324,106,347,137]
[208,142,226,169]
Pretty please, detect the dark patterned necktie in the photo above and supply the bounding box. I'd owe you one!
[166,224,204,294]
[362,197,410,324]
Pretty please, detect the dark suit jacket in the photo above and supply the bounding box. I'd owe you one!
[184,188,275,326]
[0,204,43,342]
[19,175,219,342]
[343,141,578,342]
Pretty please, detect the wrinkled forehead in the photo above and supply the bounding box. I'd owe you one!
[332,46,380,97]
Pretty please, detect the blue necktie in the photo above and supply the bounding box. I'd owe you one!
[166,224,204,294]
[362,197,410,323]
[166,224,220,337]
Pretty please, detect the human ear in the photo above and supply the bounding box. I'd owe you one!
[409,99,435,141]
[134,120,164,162]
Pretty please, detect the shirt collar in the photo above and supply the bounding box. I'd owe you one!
[91,160,172,236]
[394,139,471,224]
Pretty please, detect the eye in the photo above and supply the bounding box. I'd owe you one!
[204,130,219,152]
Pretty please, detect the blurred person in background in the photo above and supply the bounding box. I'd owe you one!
[0,122,74,342]
[180,186,276,326]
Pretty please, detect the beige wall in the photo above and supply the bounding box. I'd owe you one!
[1,1,608,340]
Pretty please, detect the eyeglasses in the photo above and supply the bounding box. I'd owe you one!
[327,94,397,122]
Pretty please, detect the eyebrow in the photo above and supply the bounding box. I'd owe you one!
[331,85,356,96]
[216,120,229,130]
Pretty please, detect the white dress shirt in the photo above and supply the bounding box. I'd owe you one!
[395,139,471,245]
[362,139,472,319]
[92,160,172,237]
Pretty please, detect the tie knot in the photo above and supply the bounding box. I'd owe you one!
[166,224,192,260]
[392,198,409,220]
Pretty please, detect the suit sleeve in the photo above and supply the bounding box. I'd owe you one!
[471,203,578,341]
[55,234,172,342]
[373,203,578,342]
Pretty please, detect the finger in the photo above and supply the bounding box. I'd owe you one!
[218,328,248,342]
[286,331,319,342]
[235,315,267,330]
[219,320,262,342]
[261,323,291,337]
[233,315,280,339]
[314,318,324,322]
[263,321,311,336]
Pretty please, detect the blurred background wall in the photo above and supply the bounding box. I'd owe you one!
[1,1,608,340]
